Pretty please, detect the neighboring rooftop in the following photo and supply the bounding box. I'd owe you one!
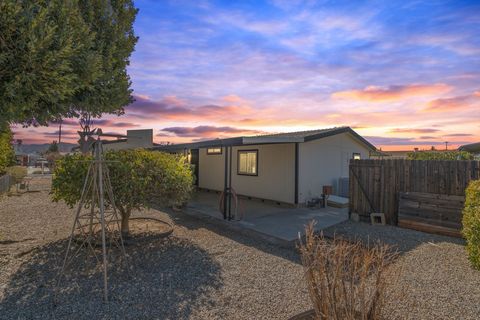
[153,126,376,152]
[459,142,480,153]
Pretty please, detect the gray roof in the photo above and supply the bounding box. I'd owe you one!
[153,126,376,152]
[459,142,480,153]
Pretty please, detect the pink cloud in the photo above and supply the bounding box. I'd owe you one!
[159,125,263,138]
[127,94,254,121]
[332,83,452,102]
[389,128,440,134]
[424,92,480,112]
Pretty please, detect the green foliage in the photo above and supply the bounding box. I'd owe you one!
[462,180,480,269]
[6,166,28,184]
[52,149,193,234]
[407,151,473,160]
[0,125,16,175]
[0,0,138,126]
[47,141,59,153]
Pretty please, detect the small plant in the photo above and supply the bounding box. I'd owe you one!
[5,166,27,184]
[462,180,480,269]
[298,223,398,320]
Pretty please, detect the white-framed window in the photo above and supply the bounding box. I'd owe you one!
[353,152,361,160]
[238,150,258,176]
[207,147,222,155]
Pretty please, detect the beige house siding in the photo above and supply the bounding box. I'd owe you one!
[198,144,296,204]
[298,132,370,204]
[232,144,295,204]
[198,147,225,191]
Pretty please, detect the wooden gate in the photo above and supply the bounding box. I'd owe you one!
[349,159,480,226]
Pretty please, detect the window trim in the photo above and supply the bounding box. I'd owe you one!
[237,149,259,176]
[352,152,361,160]
[206,147,222,155]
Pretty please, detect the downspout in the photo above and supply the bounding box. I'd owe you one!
[295,142,299,206]
[223,146,228,219]
[228,146,233,220]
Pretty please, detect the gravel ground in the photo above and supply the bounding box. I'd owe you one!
[324,220,480,319]
[1,176,480,319]
[0,176,310,319]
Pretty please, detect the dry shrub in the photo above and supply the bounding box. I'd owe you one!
[299,222,399,320]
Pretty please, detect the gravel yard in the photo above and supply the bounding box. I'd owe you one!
[323,221,480,319]
[1,176,480,319]
[0,176,310,319]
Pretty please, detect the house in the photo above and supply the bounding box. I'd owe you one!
[154,126,376,206]
[102,129,154,151]
[459,142,480,158]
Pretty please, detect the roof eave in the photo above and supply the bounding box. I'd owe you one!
[242,136,304,144]
[304,127,377,151]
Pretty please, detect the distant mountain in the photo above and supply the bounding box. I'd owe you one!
[16,142,78,154]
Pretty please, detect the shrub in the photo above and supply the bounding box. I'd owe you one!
[5,166,27,184]
[299,223,398,320]
[0,125,15,175]
[462,180,480,269]
[52,149,193,236]
[407,151,473,160]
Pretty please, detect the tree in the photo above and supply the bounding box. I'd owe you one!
[0,0,138,127]
[0,124,16,175]
[47,141,59,153]
[51,150,194,236]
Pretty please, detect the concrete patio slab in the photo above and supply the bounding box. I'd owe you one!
[182,190,348,242]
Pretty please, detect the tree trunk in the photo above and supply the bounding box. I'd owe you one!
[120,209,131,238]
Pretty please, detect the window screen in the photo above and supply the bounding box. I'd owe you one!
[238,150,258,175]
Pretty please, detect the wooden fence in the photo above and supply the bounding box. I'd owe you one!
[0,174,13,194]
[349,159,480,225]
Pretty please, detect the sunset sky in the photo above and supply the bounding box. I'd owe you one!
[13,0,480,151]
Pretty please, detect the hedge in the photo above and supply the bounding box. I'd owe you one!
[462,180,480,269]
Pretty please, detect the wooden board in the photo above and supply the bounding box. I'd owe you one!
[398,191,464,236]
[398,192,464,226]
[398,217,462,238]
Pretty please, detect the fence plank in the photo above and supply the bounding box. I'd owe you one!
[349,159,480,225]
[0,174,13,194]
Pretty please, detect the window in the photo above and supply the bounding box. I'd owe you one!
[207,147,222,155]
[353,152,361,160]
[238,150,258,176]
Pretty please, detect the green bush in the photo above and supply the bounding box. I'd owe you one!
[52,149,193,235]
[5,166,27,184]
[462,180,480,269]
[0,125,15,175]
[407,151,473,160]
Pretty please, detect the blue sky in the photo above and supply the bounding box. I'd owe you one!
[17,0,480,149]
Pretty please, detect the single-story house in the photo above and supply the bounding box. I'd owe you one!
[154,127,376,207]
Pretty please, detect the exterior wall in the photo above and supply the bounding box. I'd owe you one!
[198,147,225,191]
[298,132,371,204]
[198,144,296,204]
[104,129,153,151]
[231,144,295,204]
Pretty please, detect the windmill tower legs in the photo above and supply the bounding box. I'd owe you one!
[56,140,126,302]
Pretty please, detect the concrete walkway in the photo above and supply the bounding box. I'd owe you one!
[182,190,348,243]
